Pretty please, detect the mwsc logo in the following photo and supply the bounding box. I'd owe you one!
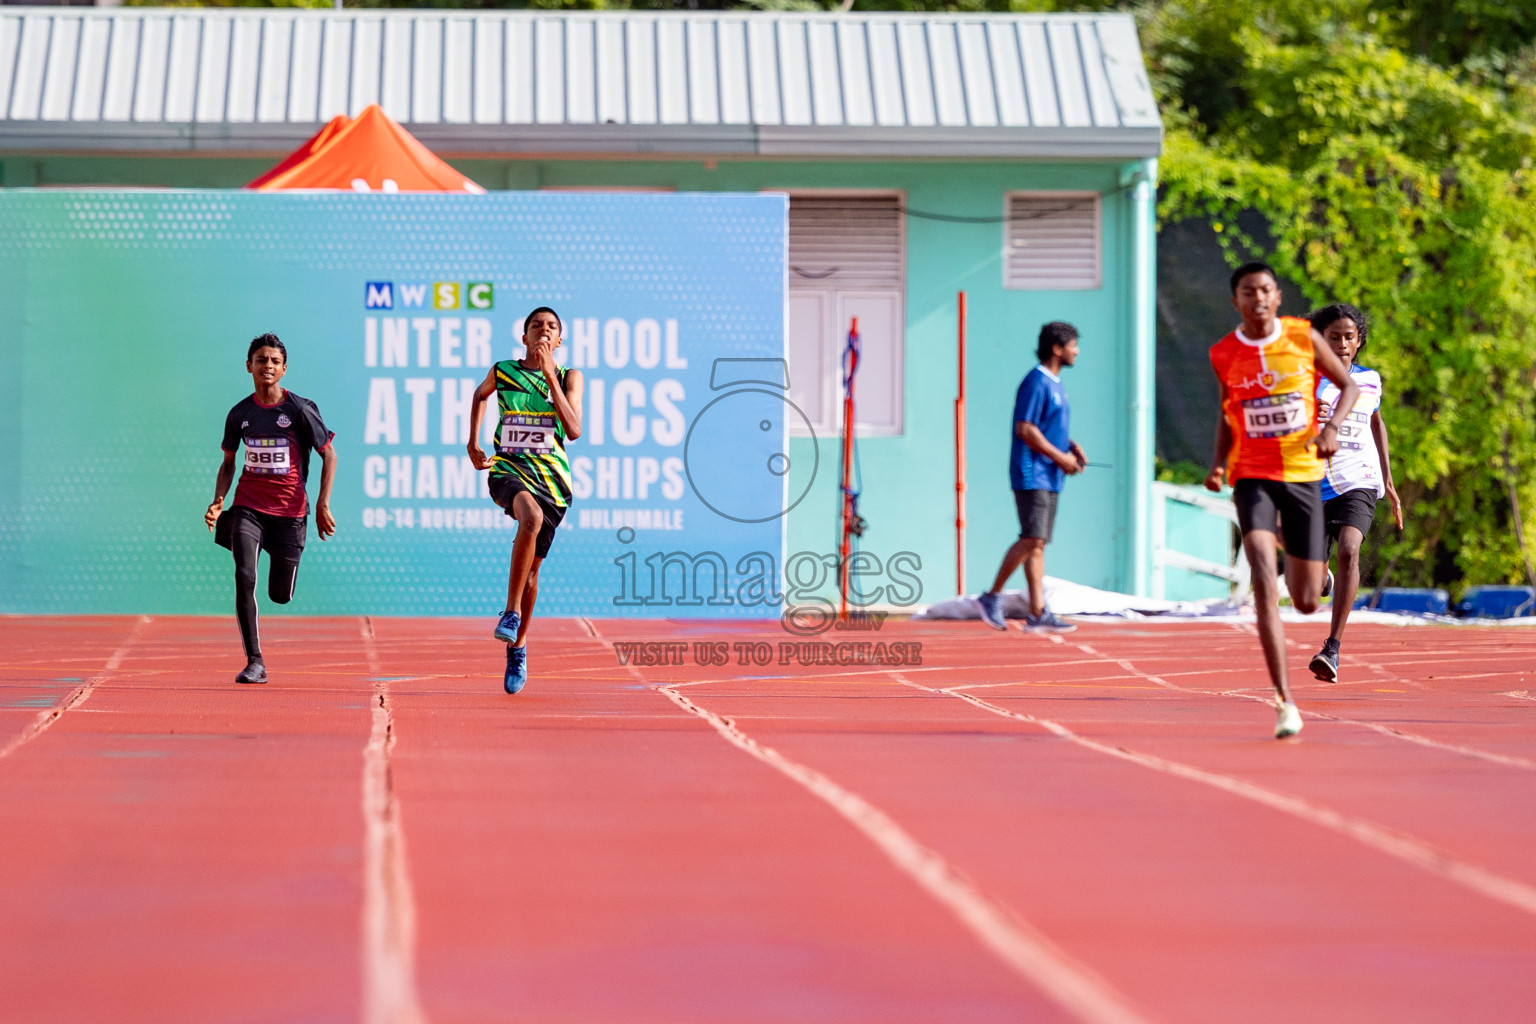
[365,282,493,311]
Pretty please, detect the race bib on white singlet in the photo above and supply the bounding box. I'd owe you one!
[1332,408,1370,451]
[244,437,291,475]
[1319,368,1385,497]
[498,413,556,456]
[1240,392,1307,439]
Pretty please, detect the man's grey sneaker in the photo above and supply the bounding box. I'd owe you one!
[235,658,267,685]
[1309,645,1340,682]
[977,592,1007,631]
[504,644,528,695]
[493,609,521,644]
[1321,568,1335,599]
[1275,701,1303,739]
[1025,609,1077,634]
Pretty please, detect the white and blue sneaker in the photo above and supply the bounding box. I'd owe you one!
[504,644,528,695]
[977,592,1007,631]
[1025,609,1077,634]
[493,609,521,644]
[1275,701,1303,739]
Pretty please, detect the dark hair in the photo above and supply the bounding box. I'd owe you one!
[523,306,562,335]
[247,333,286,362]
[1309,303,1369,355]
[1229,261,1279,295]
[1036,321,1079,362]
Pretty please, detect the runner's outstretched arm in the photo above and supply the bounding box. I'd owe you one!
[1370,409,1404,530]
[316,443,337,539]
[206,450,237,531]
[1310,330,1359,460]
[1205,386,1233,492]
[467,368,497,471]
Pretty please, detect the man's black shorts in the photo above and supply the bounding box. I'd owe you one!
[1014,489,1060,543]
[214,505,306,561]
[1325,489,1378,541]
[489,474,567,559]
[1233,478,1326,561]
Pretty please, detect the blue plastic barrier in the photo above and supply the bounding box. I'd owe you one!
[1455,585,1536,619]
[1354,588,1451,616]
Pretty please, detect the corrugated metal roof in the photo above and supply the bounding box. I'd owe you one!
[0,7,1160,158]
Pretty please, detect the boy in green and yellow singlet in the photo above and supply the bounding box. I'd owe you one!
[468,307,585,694]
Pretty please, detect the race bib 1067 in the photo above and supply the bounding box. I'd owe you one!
[1240,392,1308,439]
[498,413,556,456]
[244,437,291,475]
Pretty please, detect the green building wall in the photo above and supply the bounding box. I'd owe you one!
[3,151,1156,605]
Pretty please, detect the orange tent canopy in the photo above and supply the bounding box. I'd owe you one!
[248,104,484,193]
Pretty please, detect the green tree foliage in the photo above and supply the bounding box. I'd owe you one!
[1153,2,1536,589]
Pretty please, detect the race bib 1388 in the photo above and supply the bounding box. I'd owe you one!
[244,437,291,475]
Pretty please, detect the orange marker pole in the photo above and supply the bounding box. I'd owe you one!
[955,292,967,596]
[839,318,859,621]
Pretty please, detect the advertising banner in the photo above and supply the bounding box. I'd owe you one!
[0,190,789,617]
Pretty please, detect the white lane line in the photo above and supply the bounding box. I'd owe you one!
[656,683,1155,1024]
[360,618,428,1024]
[1213,686,1536,772]
[1502,690,1536,703]
[901,676,1536,920]
[1093,644,1536,773]
[0,615,150,761]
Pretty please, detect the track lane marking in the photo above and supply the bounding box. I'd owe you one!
[656,683,1156,1024]
[0,615,149,761]
[359,618,428,1024]
[1114,626,1536,771]
[582,622,1156,1024]
[1210,687,1536,771]
[899,676,1536,919]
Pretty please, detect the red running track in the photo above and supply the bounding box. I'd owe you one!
[2,614,1534,1023]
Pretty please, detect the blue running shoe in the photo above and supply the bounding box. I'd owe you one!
[1025,609,1077,634]
[493,609,521,644]
[977,592,1007,631]
[504,644,528,695]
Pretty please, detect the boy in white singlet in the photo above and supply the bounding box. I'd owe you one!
[1306,304,1403,681]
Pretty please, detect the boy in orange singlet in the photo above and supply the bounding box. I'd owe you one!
[1205,263,1359,738]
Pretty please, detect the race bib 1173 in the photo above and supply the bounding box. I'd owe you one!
[1240,392,1308,439]
[498,413,556,456]
[244,437,291,475]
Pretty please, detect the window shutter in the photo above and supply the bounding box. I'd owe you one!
[1004,192,1100,290]
[789,196,903,290]
[785,194,905,437]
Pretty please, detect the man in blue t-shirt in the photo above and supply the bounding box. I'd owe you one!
[977,322,1087,633]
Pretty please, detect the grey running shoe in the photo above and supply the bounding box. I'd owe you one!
[1321,569,1335,599]
[977,592,1007,630]
[235,658,267,684]
[1025,609,1077,634]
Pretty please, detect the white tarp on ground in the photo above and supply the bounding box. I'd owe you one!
[914,577,1536,626]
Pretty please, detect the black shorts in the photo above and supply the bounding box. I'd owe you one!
[489,474,567,559]
[1014,489,1059,542]
[1325,489,1378,541]
[214,505,306,561]
[1233,478,1326,561]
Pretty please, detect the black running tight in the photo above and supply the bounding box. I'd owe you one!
[231,515,299,659]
